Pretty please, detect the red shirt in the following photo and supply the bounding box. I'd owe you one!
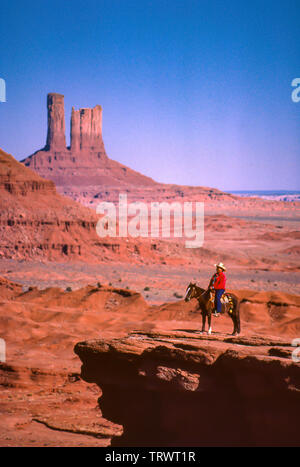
[211,271,226,289]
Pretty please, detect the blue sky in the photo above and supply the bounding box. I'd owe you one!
[0,0,299,190]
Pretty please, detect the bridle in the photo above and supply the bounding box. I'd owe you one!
[186,283,208,300]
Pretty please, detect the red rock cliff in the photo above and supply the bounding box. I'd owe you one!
[75,330,300,447]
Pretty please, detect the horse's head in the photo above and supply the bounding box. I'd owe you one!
[185,283,197,302]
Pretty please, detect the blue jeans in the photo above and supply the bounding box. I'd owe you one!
[215,289,225,314]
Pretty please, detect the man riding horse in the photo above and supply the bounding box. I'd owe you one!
[209,262,227,318]
[185,262,241,335]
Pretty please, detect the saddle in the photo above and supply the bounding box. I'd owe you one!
[209,290,234,313]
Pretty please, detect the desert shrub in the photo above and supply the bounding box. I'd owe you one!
[173,292,183,298]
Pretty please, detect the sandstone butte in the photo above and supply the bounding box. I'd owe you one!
[21,93,157,201]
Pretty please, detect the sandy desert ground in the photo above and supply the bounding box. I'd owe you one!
[0,270,299,446]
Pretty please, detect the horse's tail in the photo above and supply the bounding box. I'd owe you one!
[226,293,240,332]
[233,294,241,333]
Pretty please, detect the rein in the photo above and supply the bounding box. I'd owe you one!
[199,289,208,296]
[188,285,209,299]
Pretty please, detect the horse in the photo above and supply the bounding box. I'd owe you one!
[184,283,241,336]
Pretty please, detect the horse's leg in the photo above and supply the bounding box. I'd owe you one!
[200,304,207,333]
[228,309,236,335]
[200,312,206,333]
[235,302,241,335]
[231,300,241,336]
[232,316,237,335]
[207,312,212,335]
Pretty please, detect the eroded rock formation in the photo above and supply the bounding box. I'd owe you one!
[0,148,102,261]
[46,93,66,150]
[0,147,56,196]
[75,331,300,446]
[70,106,80,152]
[21,93,156,190]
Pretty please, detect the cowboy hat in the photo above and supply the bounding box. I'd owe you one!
[214,262,226,271]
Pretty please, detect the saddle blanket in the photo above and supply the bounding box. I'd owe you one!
[221,294,230,304]
[210,291,234,312]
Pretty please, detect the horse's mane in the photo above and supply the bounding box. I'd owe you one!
[187,283,207,295]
